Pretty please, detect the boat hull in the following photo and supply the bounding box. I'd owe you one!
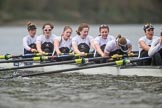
[0,62,162,77]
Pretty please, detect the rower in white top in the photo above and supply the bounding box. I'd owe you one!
[23,21,37,55]
[54,25,72,55]
[104,34,132,57]
[148,31,162,65]
[94,24,115,57]
[36,23,57,54]
[138,23,158,65]
[72,23,95,56]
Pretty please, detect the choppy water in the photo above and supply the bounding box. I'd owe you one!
[0,74,162,108]
[0,24,162,108]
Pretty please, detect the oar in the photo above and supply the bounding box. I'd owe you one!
[0,53,94,63]
[2,56,151,79]
[131,51,139,53]
[0,53,138,71]
[0,55,73,63]
[0,52,138,63]
[0,57,106,71]
[0,53,52,60]
[0,52,83,60]
[0,51,139,60]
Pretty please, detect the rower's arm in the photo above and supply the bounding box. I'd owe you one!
[139,40,150,51]
[94,43,104,57]
[103,42,112,57]
[72,43,81,54]
[36,42,44,54]
[104,51,110,57]
[23,37,31,51]
[128,43,132,53]
[148,39,161,56]
[90,39,95,49]
[54,39,61,55]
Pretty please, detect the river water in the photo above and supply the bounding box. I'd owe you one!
[0,24,162,108]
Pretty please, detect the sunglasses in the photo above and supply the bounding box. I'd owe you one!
[146,28,154,32]
[100,24,108,28]
[44,29,52,32]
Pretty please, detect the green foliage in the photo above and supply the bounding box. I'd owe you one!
[0,0,162,24]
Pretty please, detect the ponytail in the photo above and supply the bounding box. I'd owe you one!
[27,21,36,31]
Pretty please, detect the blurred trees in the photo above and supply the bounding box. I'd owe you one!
[0,0,162,24]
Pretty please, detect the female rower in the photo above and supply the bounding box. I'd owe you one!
[94,24,115,57]
[36,23,57,54]
[54,25,72,55]
[104,34,132,57]
[72,23,95,56]
[23,21,37,55]
[138,23,158,65]
[148,31,162,65]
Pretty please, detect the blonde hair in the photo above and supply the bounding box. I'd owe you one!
[61,25,72,36]
[60,25,72,45]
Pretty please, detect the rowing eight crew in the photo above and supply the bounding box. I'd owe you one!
[23,22,162,65]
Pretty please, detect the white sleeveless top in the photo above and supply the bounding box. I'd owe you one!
[104,39,131,54]
[138,35,158,56]
[94,35,115,46]
[36,34,57,44]
[23,35,37,51]
[72,35,94,46]
[55,36,72,49]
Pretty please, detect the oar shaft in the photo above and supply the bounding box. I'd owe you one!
[0,53,53,60]
[0,53,139,71]
[7,62,117,78]
[0,58,33,63]
[0,60,76,71]
[19,57,150,78]
[2,56,150,79]
[0,53,93,63]
[129,57,151,63]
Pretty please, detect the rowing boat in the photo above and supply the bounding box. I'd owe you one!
[0,60,162,77]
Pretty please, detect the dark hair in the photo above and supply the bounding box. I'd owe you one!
[42,23,54,30]
[76,23,89,35]
[99,24,109,32]
[161,31,162,36]
[27,21,36,31]
[143,23,154,32]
